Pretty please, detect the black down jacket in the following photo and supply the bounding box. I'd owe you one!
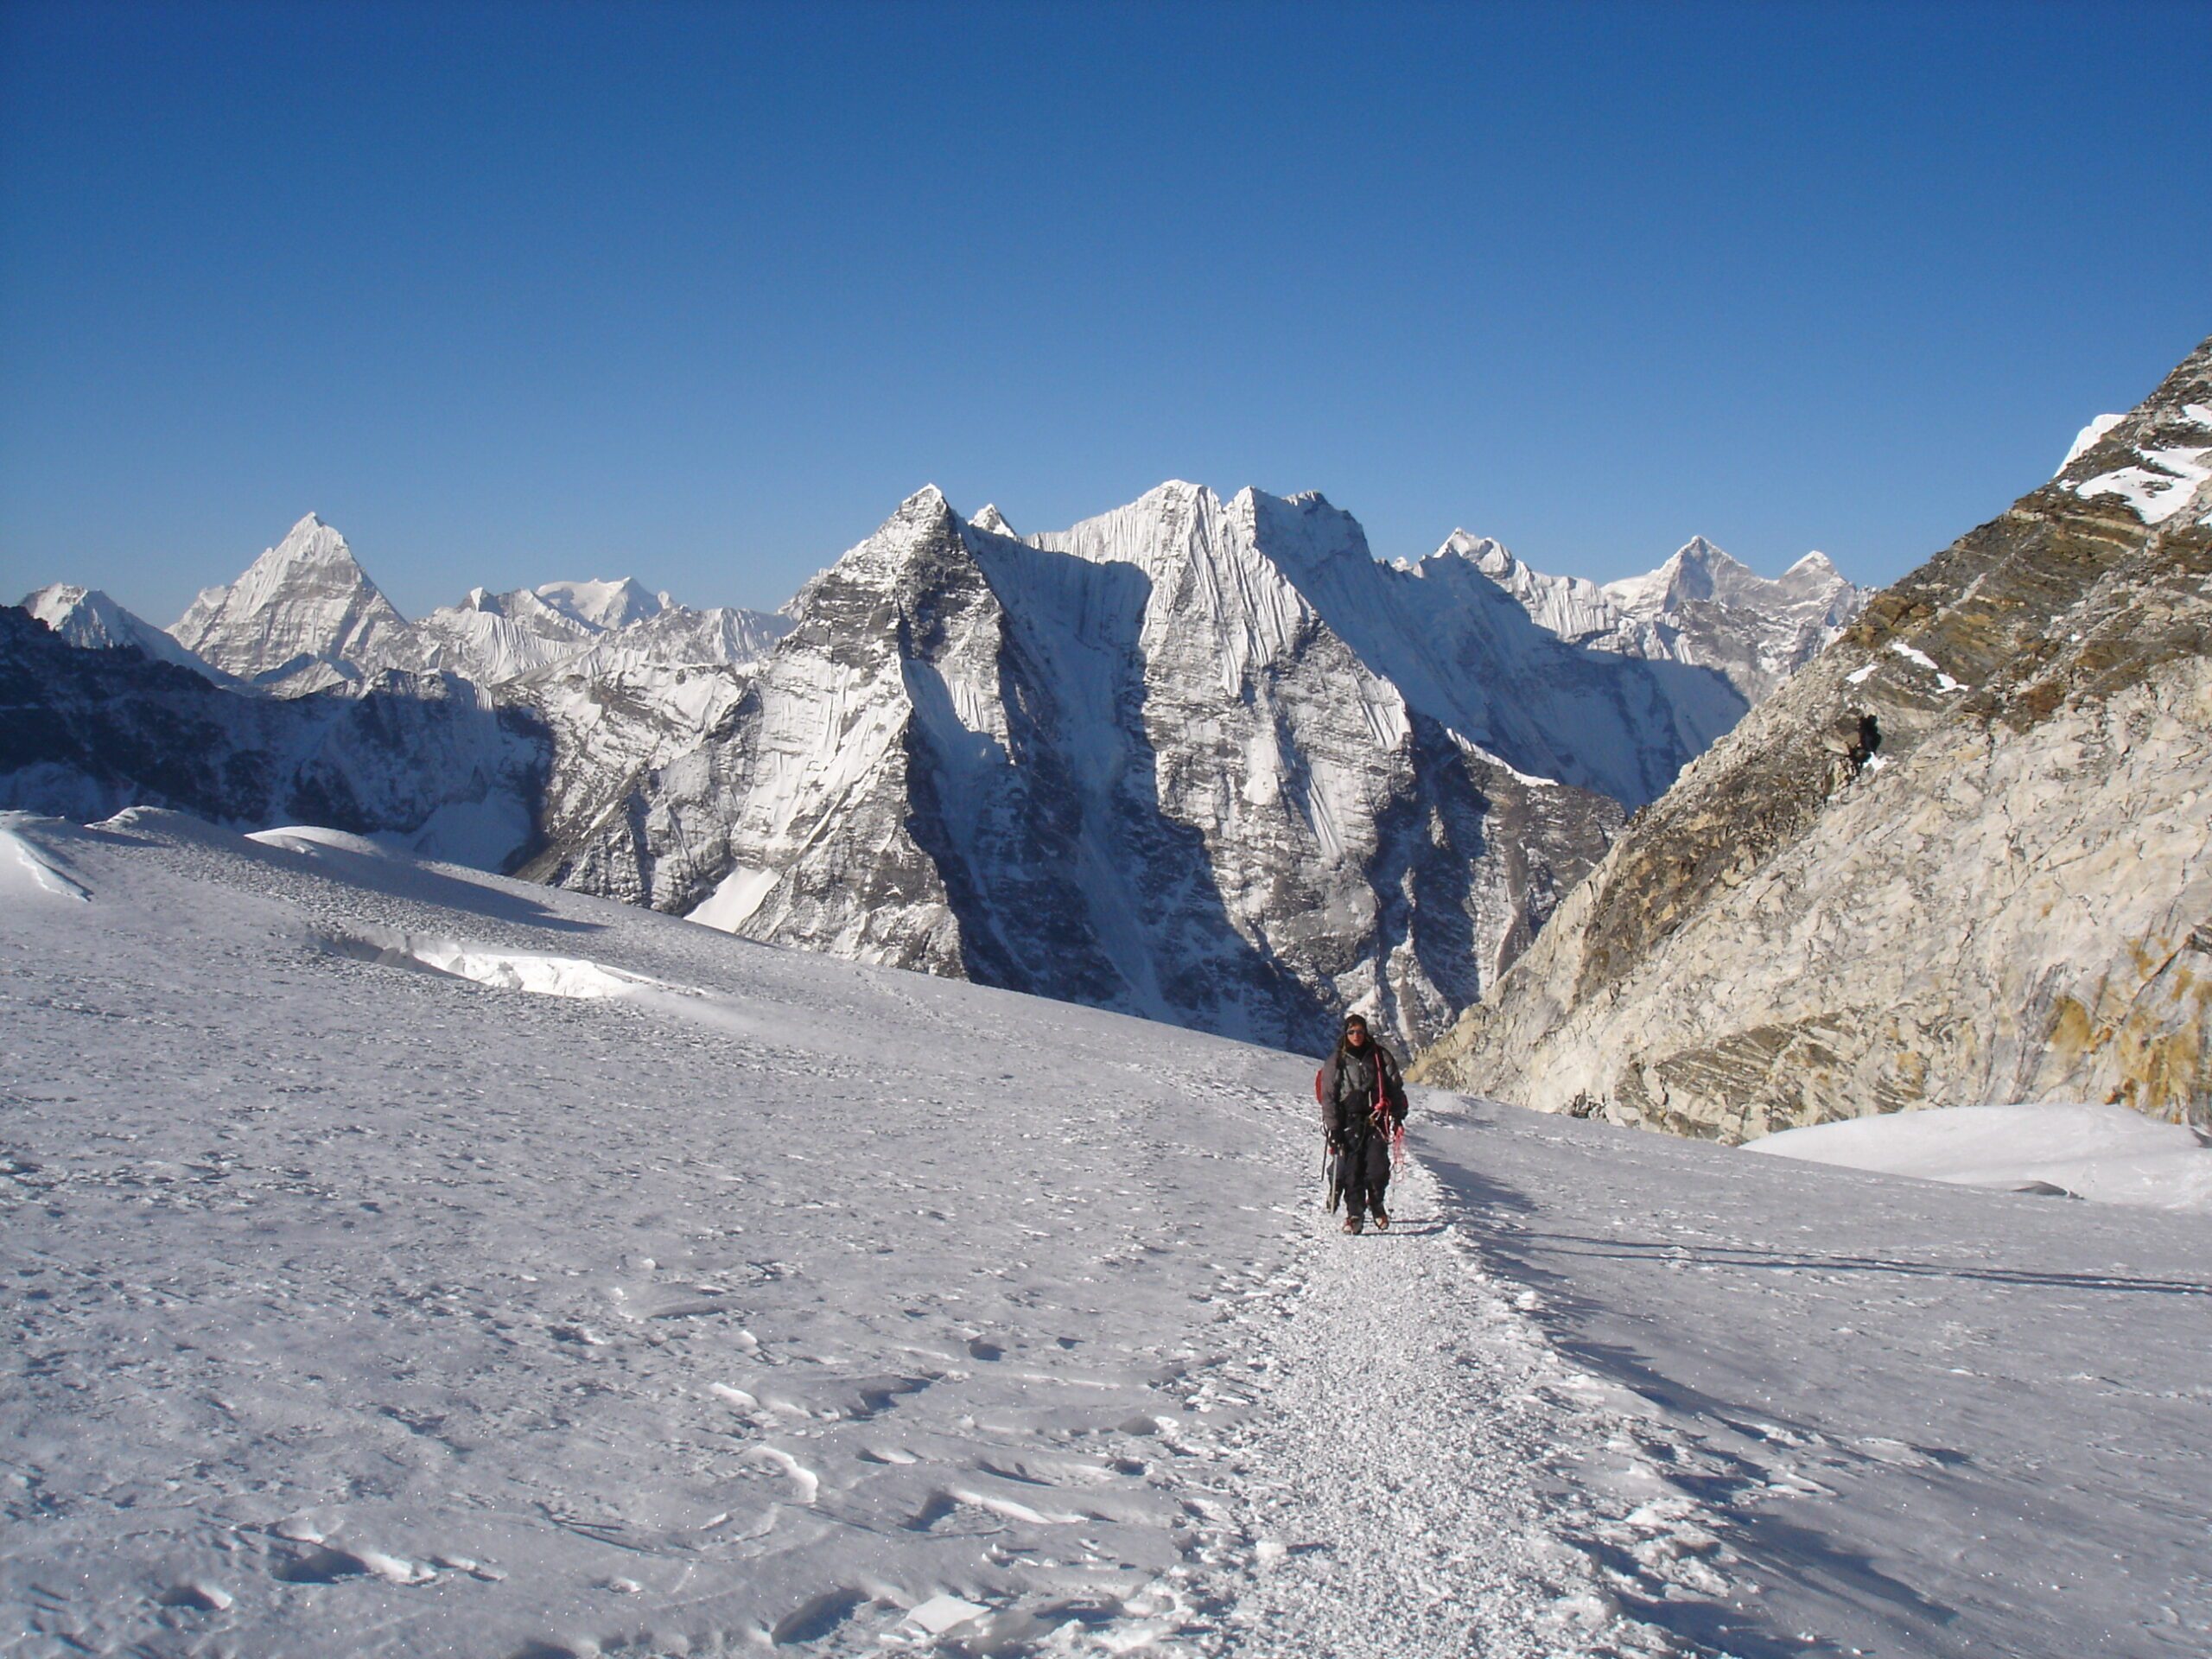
[1318,1039,1408,1143]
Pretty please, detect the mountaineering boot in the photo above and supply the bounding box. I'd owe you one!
[1372,1209,1389,1230]
[1342,1215,1363,1234]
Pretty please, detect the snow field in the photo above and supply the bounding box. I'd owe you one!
[1,811,1698,1657]
[1156,1152,1711,1658]
[1750,1101,2212,1211]
[1418,1096,2212,1658]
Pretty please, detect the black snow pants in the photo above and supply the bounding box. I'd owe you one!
[1336,1127,1391,1221]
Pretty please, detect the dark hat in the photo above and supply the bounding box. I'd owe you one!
[1343,1013,1370,1032]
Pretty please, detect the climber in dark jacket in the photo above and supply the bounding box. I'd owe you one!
[1319,1013,1408,1233]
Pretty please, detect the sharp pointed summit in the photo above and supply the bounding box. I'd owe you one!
[169,515,409,691]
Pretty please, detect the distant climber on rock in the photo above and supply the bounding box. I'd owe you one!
[1318,1013,1408,1234]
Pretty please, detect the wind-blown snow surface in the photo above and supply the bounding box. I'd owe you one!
[6,814,2208,1656]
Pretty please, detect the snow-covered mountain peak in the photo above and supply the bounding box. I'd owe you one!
[23,582,92,620]
[780,487,974,623]
[2060,412,2127,474]
[22,583,232,683]
[1236,486,1374,582]
[970,503,1016,538]
[1430,528,1513,571]
[533,576,665,632]
[168,514,410,691]
[268,512,353,567]
[1605,537,1797,620]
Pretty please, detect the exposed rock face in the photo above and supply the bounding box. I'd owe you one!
[170,514,411,692]
[1412,335,2212,1135]
[534,484,1650,1050]
[0,607,550,868]
[162,525,795,868]
[1463,532,1866,705]
[22,490,1853,1052]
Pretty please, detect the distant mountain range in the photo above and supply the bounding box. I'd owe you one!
[9,490,1864,1049]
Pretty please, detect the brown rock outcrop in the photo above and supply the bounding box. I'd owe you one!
[1413,336,2212,1139]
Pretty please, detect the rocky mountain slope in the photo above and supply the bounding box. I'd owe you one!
[0,606,549,867]
[10,488,1857,1052]
[1412,334,2212,1135]
[531,482,1802,1049]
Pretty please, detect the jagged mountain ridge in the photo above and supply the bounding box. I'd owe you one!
[531,480,1828,1048]
[1463,532,1866,704]
[1411,334,2212,1135]
[0,606,549,867]
[162,513,793,695]
[12,519,793,870]
[22,584,235,684]
[15,487,1859,1051]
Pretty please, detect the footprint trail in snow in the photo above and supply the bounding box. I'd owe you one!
[1,810,1719,1657]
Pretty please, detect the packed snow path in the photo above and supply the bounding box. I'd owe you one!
[1165,1154,1687,1658]
[5,812,2207,1656]
[0,813,1690,1657]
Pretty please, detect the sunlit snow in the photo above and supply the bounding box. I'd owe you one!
[5,811,2209,1657]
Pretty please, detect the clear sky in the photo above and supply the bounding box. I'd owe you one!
[3,1,2206,626]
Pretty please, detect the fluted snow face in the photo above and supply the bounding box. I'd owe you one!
[1451,530,1867,709]
[542,484,1625,1049]
[397,588,599,683]
[169,514,410,691]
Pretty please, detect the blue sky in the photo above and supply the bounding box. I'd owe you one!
[3,1,2206,625]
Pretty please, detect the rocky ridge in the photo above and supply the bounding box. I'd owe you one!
[13,486,1861,1052]
[531,481,1814,1049]
[1412,334,2212,1135]
[0,605,549,867]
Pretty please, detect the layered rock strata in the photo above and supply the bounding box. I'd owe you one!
[1412,335,2212,1136]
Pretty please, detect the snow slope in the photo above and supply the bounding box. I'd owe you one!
[1418,1096,2212,1658]
[20,584,234,683]
[0,811,1682,1657]
[1747,1102,2212,1211]
[5,813,2206,1656]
